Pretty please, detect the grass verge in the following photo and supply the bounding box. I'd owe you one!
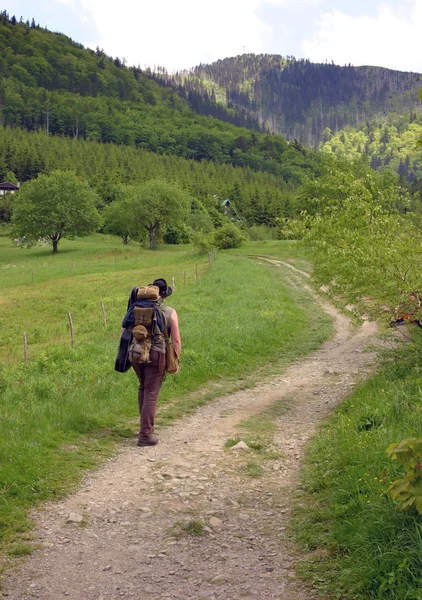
[293,340,422,599]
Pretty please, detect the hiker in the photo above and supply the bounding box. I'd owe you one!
[128,278,181,447]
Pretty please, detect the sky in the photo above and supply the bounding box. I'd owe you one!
[5,0,422,73]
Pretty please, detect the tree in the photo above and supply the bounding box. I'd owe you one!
[127,180,191,249]
[102,197,140,244]
[11,170,100,253]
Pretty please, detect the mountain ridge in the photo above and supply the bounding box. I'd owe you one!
[156,54,422,146]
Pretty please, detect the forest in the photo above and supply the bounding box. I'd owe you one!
[160,54,422,149]
[0,12,323,184]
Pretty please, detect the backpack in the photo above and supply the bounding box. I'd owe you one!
[122,285,166,365]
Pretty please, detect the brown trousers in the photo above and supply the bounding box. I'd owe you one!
[131,350,166,437]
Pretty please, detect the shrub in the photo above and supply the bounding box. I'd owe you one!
[387,438,422,514]
[190,230,215,254]
[214,223,246,249]
[247,225,278,241]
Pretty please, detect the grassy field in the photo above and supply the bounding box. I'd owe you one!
[293,341,422,599]
[0,234,332,556]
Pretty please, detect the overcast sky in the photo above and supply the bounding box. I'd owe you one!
[6,0,422,73]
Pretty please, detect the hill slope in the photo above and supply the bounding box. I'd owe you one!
[162,55,422,147]
[0,12,324,185]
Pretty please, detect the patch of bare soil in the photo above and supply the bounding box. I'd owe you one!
[1,262,380,600]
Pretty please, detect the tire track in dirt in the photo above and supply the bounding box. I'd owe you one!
[1,260,380,600]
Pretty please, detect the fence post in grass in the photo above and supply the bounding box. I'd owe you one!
[68,312,75,348]
[184,271,186,288]
[101,302,107,327]
[23,331,28,364]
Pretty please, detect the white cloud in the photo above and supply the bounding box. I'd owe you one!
[302,1,422,72]
[74,0,271,71]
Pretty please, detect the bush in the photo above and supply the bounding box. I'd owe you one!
[163,224,190,244]
[247,225,278,241]
[214,223,246,249]
[190,230,215,254]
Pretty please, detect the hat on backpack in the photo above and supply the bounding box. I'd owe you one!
[151,278,173,298]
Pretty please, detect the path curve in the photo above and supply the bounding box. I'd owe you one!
[2,261,380,600]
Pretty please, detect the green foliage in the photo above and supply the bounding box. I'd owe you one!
[0,191,14,223]
[0,125,300,228]
[102,196,140,244]
[124,180,191,249]
[11,170,100,253]
[214,223,246,249]
[190,230,215,254]
[247,225,278,241]
[320,114,422,181]
[387,438,422,514]
[286,164,422,318]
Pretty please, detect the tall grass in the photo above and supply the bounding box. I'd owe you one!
[293,341,422,599]
[0,236,332,551]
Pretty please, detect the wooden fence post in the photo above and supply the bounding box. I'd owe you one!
[68,312,75,348]
[23,331,28,364]
[101,302,107,327]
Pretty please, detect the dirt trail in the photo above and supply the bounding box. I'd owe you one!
[2,261,380,600]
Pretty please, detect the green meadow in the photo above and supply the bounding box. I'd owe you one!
[0,234,332,554]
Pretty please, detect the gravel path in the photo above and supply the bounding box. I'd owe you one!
[1,261,380,600]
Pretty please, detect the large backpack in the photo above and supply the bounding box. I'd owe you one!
[122,285,166,365]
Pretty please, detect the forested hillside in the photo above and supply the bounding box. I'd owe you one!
[0,127,308,228]
[320,111,422,186]
[161,55,422,147]
[0,12,324,185]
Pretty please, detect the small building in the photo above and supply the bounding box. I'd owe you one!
[222,198,242,222]
[0,181,19,195]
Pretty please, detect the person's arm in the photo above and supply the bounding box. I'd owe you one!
[170,310,181,359]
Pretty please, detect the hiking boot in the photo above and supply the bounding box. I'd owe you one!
[137,434,159,447]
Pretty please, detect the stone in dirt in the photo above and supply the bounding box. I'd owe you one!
[66,512,84,524]
[209,517,223,528]
[210,574,226,584]
[230,441,249,451]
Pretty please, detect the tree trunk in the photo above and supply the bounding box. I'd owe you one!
[149,227,156,250]
[52,239,58,253]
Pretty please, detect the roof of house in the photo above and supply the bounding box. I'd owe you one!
[0,181,19,190]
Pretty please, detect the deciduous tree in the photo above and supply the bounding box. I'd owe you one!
[11,170,100,253]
